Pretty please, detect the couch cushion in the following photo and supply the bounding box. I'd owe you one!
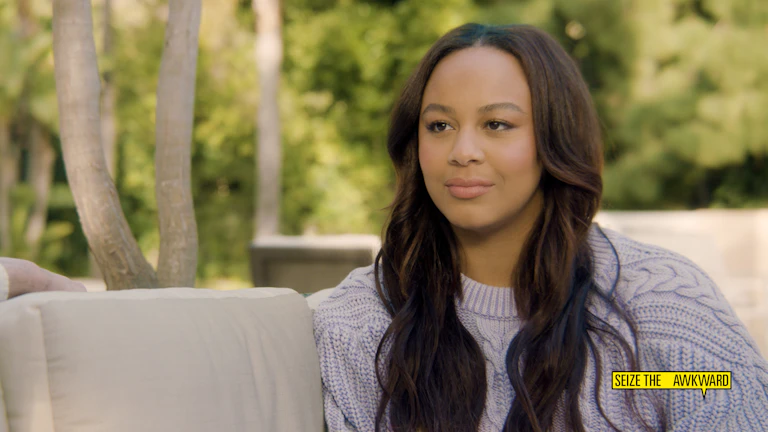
[305,288,336,311]
[0,288,323,432]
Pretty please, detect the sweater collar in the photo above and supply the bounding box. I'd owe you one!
[457,274,516,317]
[455,224,621,318]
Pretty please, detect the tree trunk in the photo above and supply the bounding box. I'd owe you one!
[24,123,56,256]
[100,0,117,178]
[0,119,17,255]
[154,0,201,288]
[52,0,158,290]
[88,0,117,281]
[252,0,283,238]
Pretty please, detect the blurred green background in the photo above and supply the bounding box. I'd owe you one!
[1,0,766,286]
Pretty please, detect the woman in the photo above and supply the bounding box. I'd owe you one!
[313,23,768,431]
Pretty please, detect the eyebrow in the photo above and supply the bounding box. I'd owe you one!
[421,102,525,117]
[478,102,525,114]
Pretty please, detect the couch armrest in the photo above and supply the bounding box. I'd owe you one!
[0,288,323,432]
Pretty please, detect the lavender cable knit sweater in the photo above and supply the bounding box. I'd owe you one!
[313,226,768,431]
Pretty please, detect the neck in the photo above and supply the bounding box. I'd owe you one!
[454,191,543,288]
[455,232,520,287]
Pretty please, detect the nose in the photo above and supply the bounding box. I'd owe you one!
[448,130,484,166]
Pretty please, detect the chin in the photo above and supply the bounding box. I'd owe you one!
[441,203,537,238]
[443,214,502,236]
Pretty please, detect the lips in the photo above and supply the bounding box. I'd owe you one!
[445,178,494,199]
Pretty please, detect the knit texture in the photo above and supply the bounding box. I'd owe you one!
[313,226,768,431]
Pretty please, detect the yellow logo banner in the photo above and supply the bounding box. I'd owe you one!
[612,371,731,398]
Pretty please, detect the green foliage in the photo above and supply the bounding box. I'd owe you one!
[0,0,69,269]
[3,0,767,281]
[600,0,768,208]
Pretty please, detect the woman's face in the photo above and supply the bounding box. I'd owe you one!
[418,46,543,238]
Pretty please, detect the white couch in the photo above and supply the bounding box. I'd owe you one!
[0,287,336,432]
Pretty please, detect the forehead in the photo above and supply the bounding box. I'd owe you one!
[421,46,531,111]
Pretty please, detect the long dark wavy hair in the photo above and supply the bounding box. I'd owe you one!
[373,24,653,431]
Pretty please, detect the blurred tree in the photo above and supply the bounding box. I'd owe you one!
[0,0,58,259]
[0,113,17,255]
[19,0,55,259]
[23,125,55,256]
[52,0,200,289]
[0,1,25,255]
[252,0,283,238]
[99,0,117,178]
[4,0,767,282]
[154,0,201,288]
[599,0,768,208]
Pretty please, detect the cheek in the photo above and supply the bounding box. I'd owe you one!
[418,141,448,207]
[417,139,443,180]
[495,139,539,178]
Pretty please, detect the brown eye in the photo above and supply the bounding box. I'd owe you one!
[487,121,512,131]
[428,121,452,132]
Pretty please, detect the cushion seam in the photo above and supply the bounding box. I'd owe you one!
[38,306,57,432]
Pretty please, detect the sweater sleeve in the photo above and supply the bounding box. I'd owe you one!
[313,267,390,432]
[314,322,380,431]
[626,259,768,431]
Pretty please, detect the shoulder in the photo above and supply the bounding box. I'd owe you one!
[591,227,768,428]
[591,225,726,309]
[591,225,765,367]
[312,264,392,346]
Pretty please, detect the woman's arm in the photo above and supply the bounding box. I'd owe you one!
[0,257,86,300]
[313,266,391,432]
